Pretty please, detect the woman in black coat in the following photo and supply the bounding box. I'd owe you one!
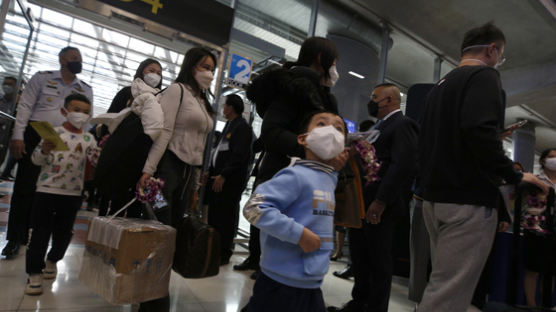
[247,37,344,182]
[96,58,163,216]
[236,37,348,277]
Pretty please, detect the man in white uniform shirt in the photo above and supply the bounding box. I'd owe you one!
[1,46,93,258]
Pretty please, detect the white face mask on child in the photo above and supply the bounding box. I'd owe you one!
[305,125,345,160]
[64,109,90,129]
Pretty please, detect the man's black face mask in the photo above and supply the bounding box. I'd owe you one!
[367,97,388,117]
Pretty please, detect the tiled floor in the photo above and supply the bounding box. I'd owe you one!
[0,179,416,312]
[0,246,416,312]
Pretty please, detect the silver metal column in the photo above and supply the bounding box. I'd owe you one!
[308,0,320,37]
[433,56,442,82]
[377,21,391,83]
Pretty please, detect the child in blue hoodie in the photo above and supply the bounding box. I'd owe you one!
[243,111,347,312]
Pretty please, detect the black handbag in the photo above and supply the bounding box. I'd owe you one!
[173,215,221,278]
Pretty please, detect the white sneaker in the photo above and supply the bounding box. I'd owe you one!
[43,260,57,279]
[25,274,43,295]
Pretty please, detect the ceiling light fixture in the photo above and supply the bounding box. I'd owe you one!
[348,71,365,79]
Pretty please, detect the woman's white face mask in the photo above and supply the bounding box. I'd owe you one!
[194,70,214,90]
[544,157,556,171]
[322,65,339,88]
[143,73,161,88]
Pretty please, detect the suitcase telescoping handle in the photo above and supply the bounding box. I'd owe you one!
[107,178,164,221]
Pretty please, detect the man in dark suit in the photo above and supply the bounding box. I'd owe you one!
[330,83,419,312]
[206,94,253,265]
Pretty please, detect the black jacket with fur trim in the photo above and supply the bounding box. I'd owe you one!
[246,66,338,182]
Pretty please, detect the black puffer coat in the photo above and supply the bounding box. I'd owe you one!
[246,66,338,182]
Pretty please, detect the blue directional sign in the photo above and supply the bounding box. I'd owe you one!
[229,53,253,85]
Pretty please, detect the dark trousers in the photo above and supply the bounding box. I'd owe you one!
[207,178,245,262]
[139,151,196,312]
[108,189,143,218]
[248,225,261,262]
[246,177,265,263]
[1,153,17,177]
[245,272,325,312]
[26,192,81,274]
[7,124,41,244]
[348,212,393,312]
[97,195,110,216]
[155,151,196,228]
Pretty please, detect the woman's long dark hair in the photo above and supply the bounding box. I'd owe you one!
[284,37,338,79]
[134,58,163,89]
[175,47,216,115]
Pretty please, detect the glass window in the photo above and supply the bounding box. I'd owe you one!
[3,4,187,115]
[70,33,99,49]
[129,38,155,55]
[41,8,73,28]
[73,19,100,36]
[101,28,129,47]
[79,46,98,61]
[37,24,71,43]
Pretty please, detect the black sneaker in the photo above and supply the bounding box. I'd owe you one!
[233,257,259,271]
[333,265,353,279]
[1,241,20,257]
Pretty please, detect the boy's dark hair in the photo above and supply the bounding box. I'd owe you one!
[540,148,556,169]
[299,110,346,136]
[284,37,338,79]
[64,93,91,108]
[175,47,217,115]
[135,58,163,89]
[461,22,505,56]
[226,94,244,114]
[59,46,80,57]
[359,120,375,132]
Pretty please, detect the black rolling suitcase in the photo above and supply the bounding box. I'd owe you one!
[172,215,221,279]
[484,183,555,312]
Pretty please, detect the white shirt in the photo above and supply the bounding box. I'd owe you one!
[31,126,98,196]
[13,70,93,140]
[382,109,402,122]
[143,83,213,175]
[538,170,556,190]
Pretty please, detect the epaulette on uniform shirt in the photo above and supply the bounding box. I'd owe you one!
[81,80,91,88]
[38,71,53,74]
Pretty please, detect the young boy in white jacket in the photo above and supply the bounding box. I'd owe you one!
[25,93,98,295]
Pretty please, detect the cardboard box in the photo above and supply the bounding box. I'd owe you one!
[79,217,176,305]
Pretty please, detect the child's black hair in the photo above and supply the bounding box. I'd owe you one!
[299,110,347,136]
[64,93,91,108]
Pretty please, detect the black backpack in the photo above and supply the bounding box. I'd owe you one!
[94,84,184,196]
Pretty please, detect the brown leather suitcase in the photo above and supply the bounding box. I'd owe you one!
[173,215,221,278]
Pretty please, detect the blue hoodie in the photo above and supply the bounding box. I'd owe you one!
[243,159,338,289]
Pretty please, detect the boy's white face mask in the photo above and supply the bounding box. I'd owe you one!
[64,108,90,129]
[305,125,345,160]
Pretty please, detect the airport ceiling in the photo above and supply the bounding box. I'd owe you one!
[239,0,556,151]
[337,0,556,152]
[23,0,556,152]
